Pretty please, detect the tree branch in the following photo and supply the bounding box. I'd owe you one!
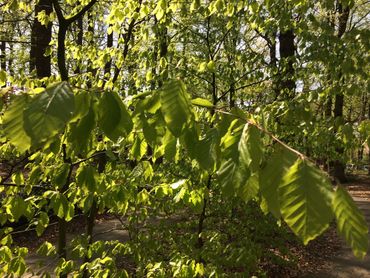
[66,0,98,24]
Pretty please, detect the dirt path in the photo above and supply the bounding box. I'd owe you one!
[308,177,370,278]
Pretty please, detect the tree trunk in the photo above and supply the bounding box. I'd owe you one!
[0,41,6,71]
[332,3,350,183]
[278,29,296,98]
[75,16,83,74]
[30,0,52,78]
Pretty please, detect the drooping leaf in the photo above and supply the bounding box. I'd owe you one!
[23,82,75,146]
[239,124,263,173]
[260,146,297,218]
[76,165,98,192]
[36,212,49,236]
[217,158,250,197]
[196,128,220,172]
[163,130,177,161]
[142,116,158,147]
[131,135,147,160]
[160,80,193,137]
[218,123,263,198]
[70,90,91,122]
[191,98,214,108]
[52,163,70,189]
[98,91,133,141]
[220,119,244,159]
[183,125,199,160]
[5,196,26,222]
[332,186,369,259]
[279,159,334,244]
[50,193,74,222]
[69,106,96,154]
[3,95,31,153]
[239,173,259,202]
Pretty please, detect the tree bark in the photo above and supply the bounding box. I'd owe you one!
[332,3,350,183]
[278,29,296,98]
[30,0,52,78]
[74,16,83,74]
[0,41,6,71]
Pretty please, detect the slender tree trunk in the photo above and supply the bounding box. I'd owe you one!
[75,16,83,74]
[104,27,113,77]
[8,43,13,76]
[332,3,350,183]
[30,0,52,78]
[82,153,106,278]
[0,41,6,71]
[278,29,296,98]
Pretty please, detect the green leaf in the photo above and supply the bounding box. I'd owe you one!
[260,146,297,219]
[191,98,214,108]
[76,165,98,192]
[3,95,32,152]
[207,60,216,72]
[332,186,368,259]
[50,193,74,221]
[218,123,263,197]
[23,82,75,147]
[131,135,147,160]
[98,91,133,141]
[6,196,26,222]
[9,257,26,276]
[239,124,263,173]
[70,90,91,122]
[160,80,193,137]
[183,126,199,160]
[36,212,49,236]
[69,106,96,154]
[196,128,220,172]
[52,163,70,189]
[218,159,250,197]
[0,70,6,86]
[142,117,158,147]
[163,130,177,161]
[198,62,207,72]
[37,241,56,257]
[0,246,13,263]
[279,159,334,244]
[239,172,259,202]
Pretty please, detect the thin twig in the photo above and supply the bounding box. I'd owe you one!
[214,109,306,160]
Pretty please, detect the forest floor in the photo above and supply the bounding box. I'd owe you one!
[300,174,370,277]
[15,175,370,277]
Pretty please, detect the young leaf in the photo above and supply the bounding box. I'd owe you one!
[259,146,297,219]
[3,95,32,153]
[239,124,263,173]
[239,173,259,202]
[160,80,193,137]
[23,82,75,146]
[279,159,334,244]
[36,212,49,236]
[98,91,133,141]
[76,165,98,192]
[332,186,369,259]
[196,128,220,172]
[6,196,26,222]
[69,106,96,154]
[191,98,214,108]
[217,159,250,197]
